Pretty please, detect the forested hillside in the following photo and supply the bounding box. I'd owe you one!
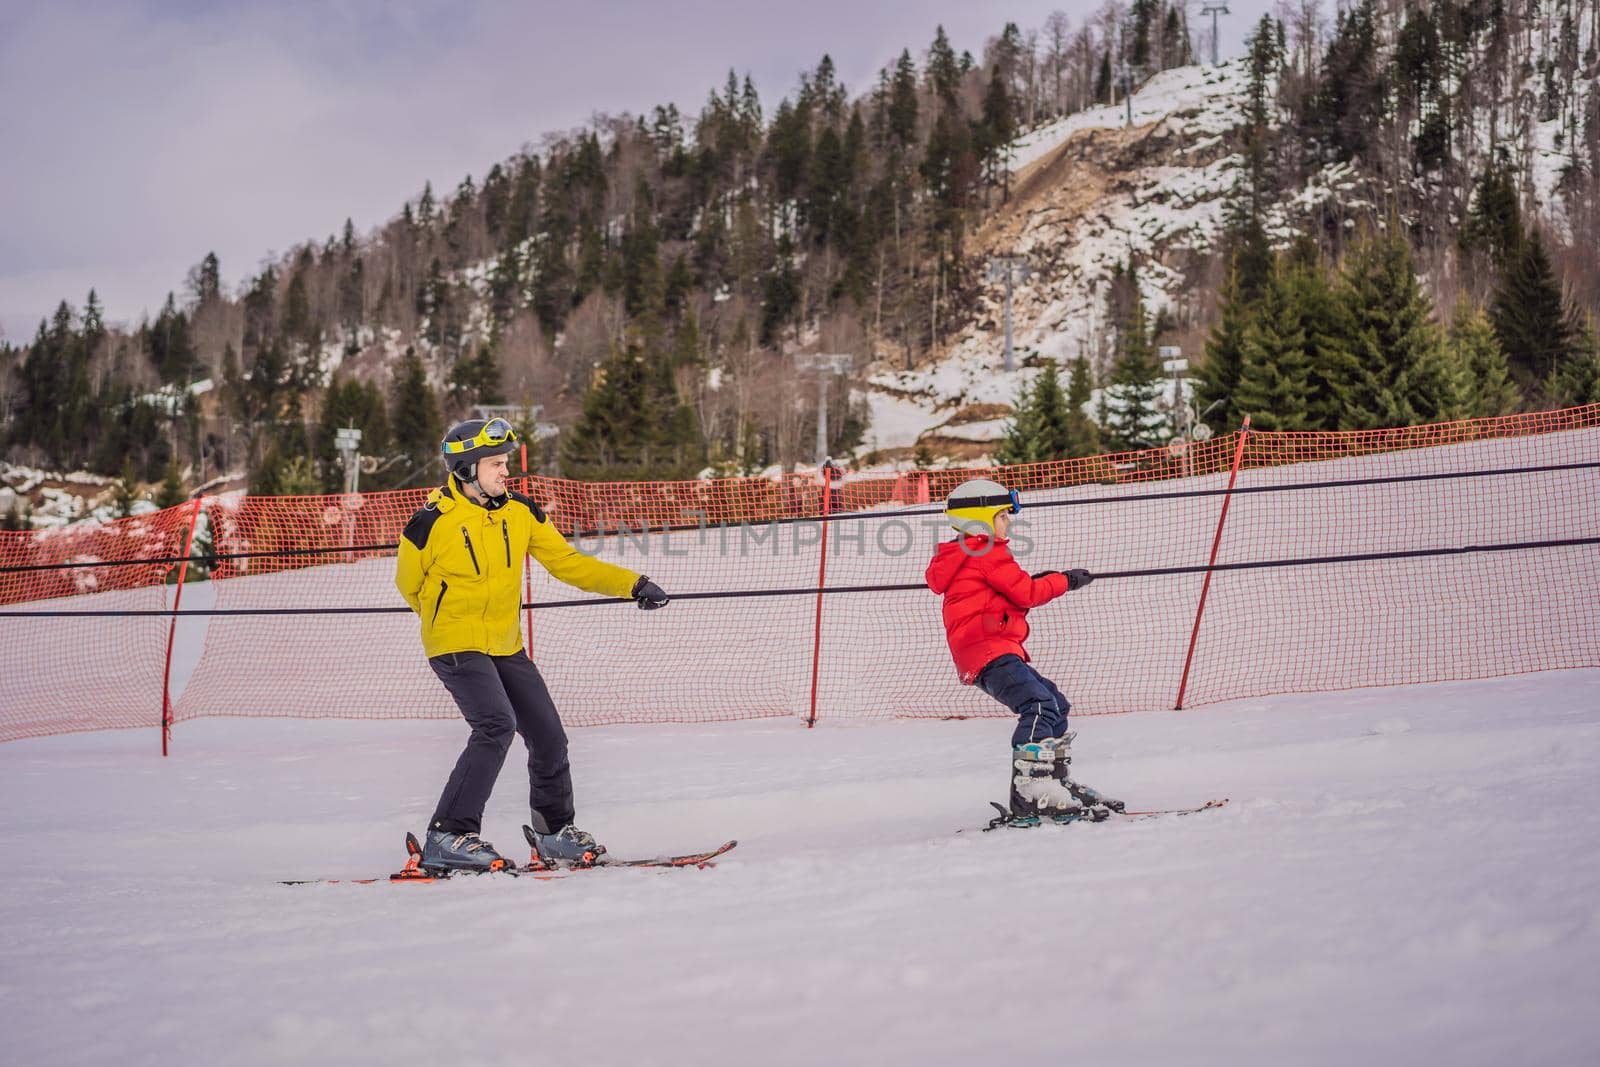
[4,0,1598,526]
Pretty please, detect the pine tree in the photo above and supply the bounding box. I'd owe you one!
[146,293,196,383]
[1033,363,1072,459]
[1063,357,1101,457]
[1094,50,1112,105]
[281,267,314,346]
[1446,300,1519,418]
[979,64,1016,203]
[887,50,919,153]
[417,181,436,228]
[1237,16,1282,238]
[561,340,653,479]
[1546,316,1600,407]
[1130,0,1158,73]
[191,253,221,305]
[154,464,186,510]
[1234,262,1314,430]
[1490,229,1577,403]
[317,378,393,491]
[995,374,1044,466]
[926,26,961,106]
[1195,265,1253,432]
[1329,227,1451,428]
[1104,286,1167,451]
[389,348,442,483]
[1305,0,1386,164]
[760,238,802,344]
[113,458,139,518]
[1460,160,1522,267]
[82,289,104,341]
[1283,240,1354,431]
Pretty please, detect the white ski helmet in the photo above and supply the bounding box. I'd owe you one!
[945,477,1019,534]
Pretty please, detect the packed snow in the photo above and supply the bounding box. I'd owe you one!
[2,668,1597,1066]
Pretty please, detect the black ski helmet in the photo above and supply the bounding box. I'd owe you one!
[441,417,519,487]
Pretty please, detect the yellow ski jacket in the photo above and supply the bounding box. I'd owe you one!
[395,477,640,659]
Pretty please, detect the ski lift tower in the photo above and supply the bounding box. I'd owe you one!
[986,256,1032,373]
[1201,3,1230,66]
[795,353,854,466]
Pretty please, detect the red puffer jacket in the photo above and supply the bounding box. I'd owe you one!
[925,535,1069,683]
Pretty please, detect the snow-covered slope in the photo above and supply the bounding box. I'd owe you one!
[861,46,1596,460]
[864,61,1254,454]
[3,669,1597,1065]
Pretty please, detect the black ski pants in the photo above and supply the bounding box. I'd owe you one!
[428,651,573,835]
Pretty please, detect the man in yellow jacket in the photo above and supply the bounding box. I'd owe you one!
[396,417,669,872]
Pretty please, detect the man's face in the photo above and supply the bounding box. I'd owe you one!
[477,454,511,496]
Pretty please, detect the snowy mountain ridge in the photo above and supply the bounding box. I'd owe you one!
[861,45,1593,460]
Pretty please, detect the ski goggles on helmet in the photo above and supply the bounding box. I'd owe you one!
[947,488,1021,514]
[442,417,518,455]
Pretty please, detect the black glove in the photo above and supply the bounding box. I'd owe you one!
[1030,570,1062,580]
[632,576,669,610]
[1066,568,1093,591]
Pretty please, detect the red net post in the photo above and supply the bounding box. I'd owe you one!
[1175,418,1252,711]
[807,464,836,728]
[160,497,205,755]
[521,443,533,659]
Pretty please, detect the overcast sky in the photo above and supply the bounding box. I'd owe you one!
[0,0,1273,344]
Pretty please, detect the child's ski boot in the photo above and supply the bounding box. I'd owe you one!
[1009,738,1086,826]
[1050,731,1124,814]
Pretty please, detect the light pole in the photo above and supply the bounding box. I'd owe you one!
[334,427,363,559]
[334,427,362,495]
[1119,59,1134,126]
[1157,349,1220,480]
[1159,347,1195,478]
[796,353,853,465]
[1201,3,1230,66]
[986,256,1032,372]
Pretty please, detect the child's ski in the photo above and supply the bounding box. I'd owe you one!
[978,797,1229,832]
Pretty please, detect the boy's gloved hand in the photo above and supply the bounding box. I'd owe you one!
[1066,568,1094,591]
[632,576,670,610]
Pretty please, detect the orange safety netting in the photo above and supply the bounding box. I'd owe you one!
[1,403,1597,746]
[0,503,198,740]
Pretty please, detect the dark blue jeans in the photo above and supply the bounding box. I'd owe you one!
[975,654,1071,748]
[428,652,573,835]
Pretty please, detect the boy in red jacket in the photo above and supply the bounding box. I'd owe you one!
[925,478,1117,823]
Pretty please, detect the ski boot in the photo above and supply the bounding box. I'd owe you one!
[1050,731,1124,815]
[420,829,509,874]
[524,812,607,870]
[1009,738,1086,826]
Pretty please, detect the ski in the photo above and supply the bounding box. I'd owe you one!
[978,797,1229,832]
[281,830,737,885]
[1117,798,1229,817]
[521,824,737,870]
